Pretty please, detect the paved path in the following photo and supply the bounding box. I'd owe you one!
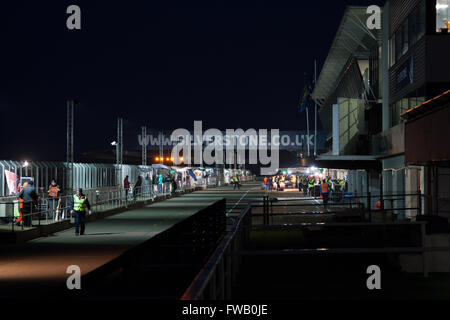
[0,182,263,298]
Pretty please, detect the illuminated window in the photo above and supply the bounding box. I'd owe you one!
[436,0,449,33]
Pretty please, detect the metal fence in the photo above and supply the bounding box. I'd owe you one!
[0,160,253,198]
[1,180,210,232]
[180,201,433,300]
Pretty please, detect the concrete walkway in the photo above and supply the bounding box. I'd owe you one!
[0,182,263,298]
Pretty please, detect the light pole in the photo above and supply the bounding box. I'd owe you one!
[141,126,147,166]
[66,99,80,193]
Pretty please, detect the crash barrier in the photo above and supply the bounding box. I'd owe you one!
[67,199,227,299]
[257,192,430,223]
[0,182,194,232]
[181,203,436,300]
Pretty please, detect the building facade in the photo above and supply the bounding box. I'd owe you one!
[313,0,450,219]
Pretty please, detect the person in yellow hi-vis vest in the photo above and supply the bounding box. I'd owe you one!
[70,188,92,236]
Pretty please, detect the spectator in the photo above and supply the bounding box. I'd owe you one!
[158,173,163,194]
[124,175,130,200]
[19,180,38,227]
[134,175,143,200]
[47,179,61,221]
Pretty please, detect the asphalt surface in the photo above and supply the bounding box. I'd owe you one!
[0,182,264,298]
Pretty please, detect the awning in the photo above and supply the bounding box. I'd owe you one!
[294,155,381,170]
[151,164,170,170]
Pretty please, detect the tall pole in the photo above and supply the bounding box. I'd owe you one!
[141,126,147,166]
[306,106,310,157]
[66,100,74,192]
[117,118,123,186]
[314,59,318,157]
[159,131,163,163]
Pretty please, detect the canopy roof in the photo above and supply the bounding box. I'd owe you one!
[312,6,380,102]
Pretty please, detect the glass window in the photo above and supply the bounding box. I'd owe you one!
[402,20,409,55]
[395,28,403,61]
[401,98,410,117]
[409,6,419,45]
[418,0,425,39]
[389,35,396,67]
[391,101,401,126]
[436,0,449,33]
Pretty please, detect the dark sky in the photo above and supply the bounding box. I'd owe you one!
[0,0,384,161]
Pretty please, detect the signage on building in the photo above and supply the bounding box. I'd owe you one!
[396,58,414,92]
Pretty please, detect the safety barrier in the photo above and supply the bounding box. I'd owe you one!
[1,181,196,232]
[180,201,435,300]
[181,203,252,300]
[257,192,429,222]
[0,160,252,199]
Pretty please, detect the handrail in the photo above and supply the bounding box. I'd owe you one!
[0,181,205,232]
[181,202,251,300]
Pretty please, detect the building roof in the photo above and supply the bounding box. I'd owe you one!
[401,90,450,120]
[312,6,380,102]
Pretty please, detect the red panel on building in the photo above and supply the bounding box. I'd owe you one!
[405,101,450,165]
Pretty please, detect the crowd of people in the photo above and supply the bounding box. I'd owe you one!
[263,174,348,206]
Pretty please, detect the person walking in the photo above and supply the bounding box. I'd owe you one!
[47,179,61,221]
[157,173,164,194]
[233,175,240,190]
[321,179,329,208]
[133,175,143,201]
[16,181,28,225]
[264,176,269,191]
[308,176,315,197]
[298,176,304,192]
[18,181,38,227]
[70,188,92,236]
[124,175,130,201]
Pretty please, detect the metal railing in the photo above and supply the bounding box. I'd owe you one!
[256,192,430,223]
[1,180,210,232]
[181,198,438,299]
[181,203,252,300]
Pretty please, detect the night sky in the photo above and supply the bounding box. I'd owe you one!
[0,0,384,161]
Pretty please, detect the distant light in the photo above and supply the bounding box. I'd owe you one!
[155,157,159,161]
[111,141,117,146]
[170,157,174,161]
[23,161,29,168]
[166,157,170,161]
[436,4,449,9]
[180,157,184,162]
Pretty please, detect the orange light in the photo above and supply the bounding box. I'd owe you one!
[155,157,159,161]
[166,157,170,161]
[180,157,184,162]
[170,157,174,161]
